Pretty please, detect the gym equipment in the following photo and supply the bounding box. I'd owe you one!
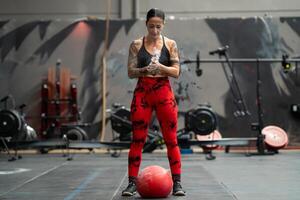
[0,97,37,141]
[196,130,222,160]
[290,104,300,119]
[262,125,288,152]
[108,103,164,153]
[0,95,37,161]
[109,103,255,160]
[109,103,132,141]
[181,51,300,155]
[0,109,23,139]
[184,104,218,135]
[41,60,85,140]
[196,130,222,150]
[39,60,89,154]
[61,125,89,141]
[137,165,173,198]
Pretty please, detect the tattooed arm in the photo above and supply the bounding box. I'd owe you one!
[127,40,148,79]
[168,39,180,78]
[151,39,180,78]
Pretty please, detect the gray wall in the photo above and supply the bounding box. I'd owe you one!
[1,17,300,144]
[1,1,300,145]
[0,0,300,20]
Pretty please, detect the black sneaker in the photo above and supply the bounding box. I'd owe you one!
[172,181,186,196]
[122,181,137,196]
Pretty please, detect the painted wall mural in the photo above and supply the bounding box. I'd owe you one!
[0,17,299,144]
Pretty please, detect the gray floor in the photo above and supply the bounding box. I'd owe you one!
[0,149,299,200]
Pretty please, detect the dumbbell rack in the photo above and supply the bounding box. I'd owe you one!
[40,63,79,139]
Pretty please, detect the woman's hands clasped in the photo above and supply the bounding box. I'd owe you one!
[146,60,161,75]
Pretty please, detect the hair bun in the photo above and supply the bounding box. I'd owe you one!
[146,8,165,23]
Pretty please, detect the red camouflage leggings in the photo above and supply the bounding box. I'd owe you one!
[128,77,181,178]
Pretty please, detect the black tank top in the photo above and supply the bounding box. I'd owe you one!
[137,36,171,68]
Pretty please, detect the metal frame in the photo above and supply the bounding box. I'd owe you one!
[182,58,300,63]
[182,55,300,155]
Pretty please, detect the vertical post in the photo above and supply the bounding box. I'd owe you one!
[100,0,111,142]
[295,61,299,86]
[256,60,265,154]
[133,0,139,19]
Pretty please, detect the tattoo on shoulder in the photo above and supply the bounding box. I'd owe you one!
[172,41,178,51]
[170,40,179,65]
[128,40,140,68]
[132,39,142,49]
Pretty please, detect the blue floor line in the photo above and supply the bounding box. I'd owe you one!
[64,171,99,200]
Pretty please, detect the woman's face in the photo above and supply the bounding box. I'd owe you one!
[146,17,164,40]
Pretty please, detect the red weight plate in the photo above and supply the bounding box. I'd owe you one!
[196,130,222,150]
[262,125,288,149]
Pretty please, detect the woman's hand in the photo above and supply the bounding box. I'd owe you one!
[146,61,161,75]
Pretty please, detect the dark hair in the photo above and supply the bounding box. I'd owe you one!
[146,8,165,23]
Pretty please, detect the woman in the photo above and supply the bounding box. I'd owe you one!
[122,8,185,196]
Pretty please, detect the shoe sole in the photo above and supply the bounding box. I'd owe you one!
[121,191,137,196]
[173,191,186,196]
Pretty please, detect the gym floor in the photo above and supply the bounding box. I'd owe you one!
[0,149,299,200]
